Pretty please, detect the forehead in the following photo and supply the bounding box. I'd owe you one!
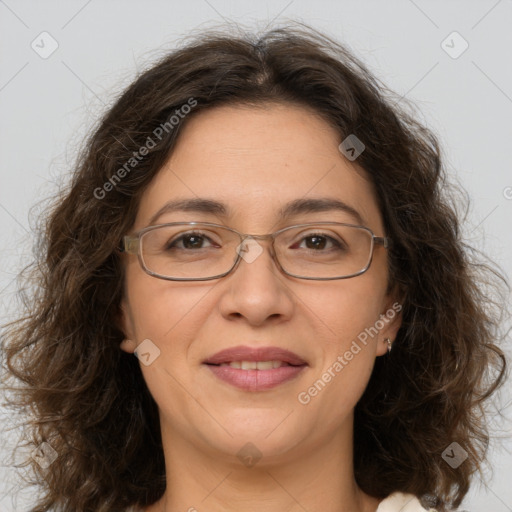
[135,103,383,233]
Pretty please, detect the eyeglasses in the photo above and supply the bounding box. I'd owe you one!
[121,221,390,281]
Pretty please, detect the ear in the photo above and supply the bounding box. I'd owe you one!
[118,299,137,354]
[375,294,403,357]
[120,338,137,354]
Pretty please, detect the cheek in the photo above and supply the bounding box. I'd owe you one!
[305,275,386,347]
[297,298,380,424]
[298,274,387,411]
[124,276,205,415]
[123,269,208,342]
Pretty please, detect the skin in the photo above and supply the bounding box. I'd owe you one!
[120,103,402,512]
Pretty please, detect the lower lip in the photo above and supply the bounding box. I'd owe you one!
[205,364,307,391]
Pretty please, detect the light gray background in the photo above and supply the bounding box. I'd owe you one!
[1,1,511,511]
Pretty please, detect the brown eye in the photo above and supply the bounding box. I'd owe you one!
[166,232,218,250]
[293,234,345,252]
[303,235,329,250]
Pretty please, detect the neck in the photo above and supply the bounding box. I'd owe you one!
[147,412,382,512]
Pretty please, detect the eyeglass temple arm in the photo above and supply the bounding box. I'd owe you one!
[120,236,139,254]
[374,236,390,249]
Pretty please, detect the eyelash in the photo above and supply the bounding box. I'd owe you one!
[167,231,344,251]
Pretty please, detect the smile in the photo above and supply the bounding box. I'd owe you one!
[203,345,308,391]
[218,360,291,369]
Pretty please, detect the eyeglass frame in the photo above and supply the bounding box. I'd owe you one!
[120,221,391,281]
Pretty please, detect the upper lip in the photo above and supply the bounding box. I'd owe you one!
[203,345,307,366]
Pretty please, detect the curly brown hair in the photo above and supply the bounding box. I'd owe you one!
[1,23,509,512]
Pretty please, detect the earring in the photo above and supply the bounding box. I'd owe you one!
[385,338,392,353]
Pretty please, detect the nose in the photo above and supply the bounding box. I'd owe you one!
[216,237,295,326]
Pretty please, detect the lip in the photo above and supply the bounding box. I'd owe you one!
[203,345,307,365]
[203,345,308,391]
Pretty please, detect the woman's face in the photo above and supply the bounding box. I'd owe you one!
[120,103,401,463]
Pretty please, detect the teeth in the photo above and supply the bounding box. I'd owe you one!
[219,360,285,370]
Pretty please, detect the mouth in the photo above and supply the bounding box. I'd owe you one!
[203,345,308,391]
[203,345,307,366]
[214,360,300,370]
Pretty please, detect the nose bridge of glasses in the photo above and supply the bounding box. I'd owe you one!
[236,232,278,264]
[239,232,275,245]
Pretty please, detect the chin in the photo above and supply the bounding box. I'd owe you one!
[198,411,307,459]
[209,433,304,470]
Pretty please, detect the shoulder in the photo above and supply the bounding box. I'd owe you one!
[377,492,438,512]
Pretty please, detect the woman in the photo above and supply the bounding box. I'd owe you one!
[2,24,508,512]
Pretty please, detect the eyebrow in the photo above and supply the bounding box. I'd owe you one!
[148,197,366,226]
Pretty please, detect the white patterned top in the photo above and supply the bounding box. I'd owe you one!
[377,492,438,511]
